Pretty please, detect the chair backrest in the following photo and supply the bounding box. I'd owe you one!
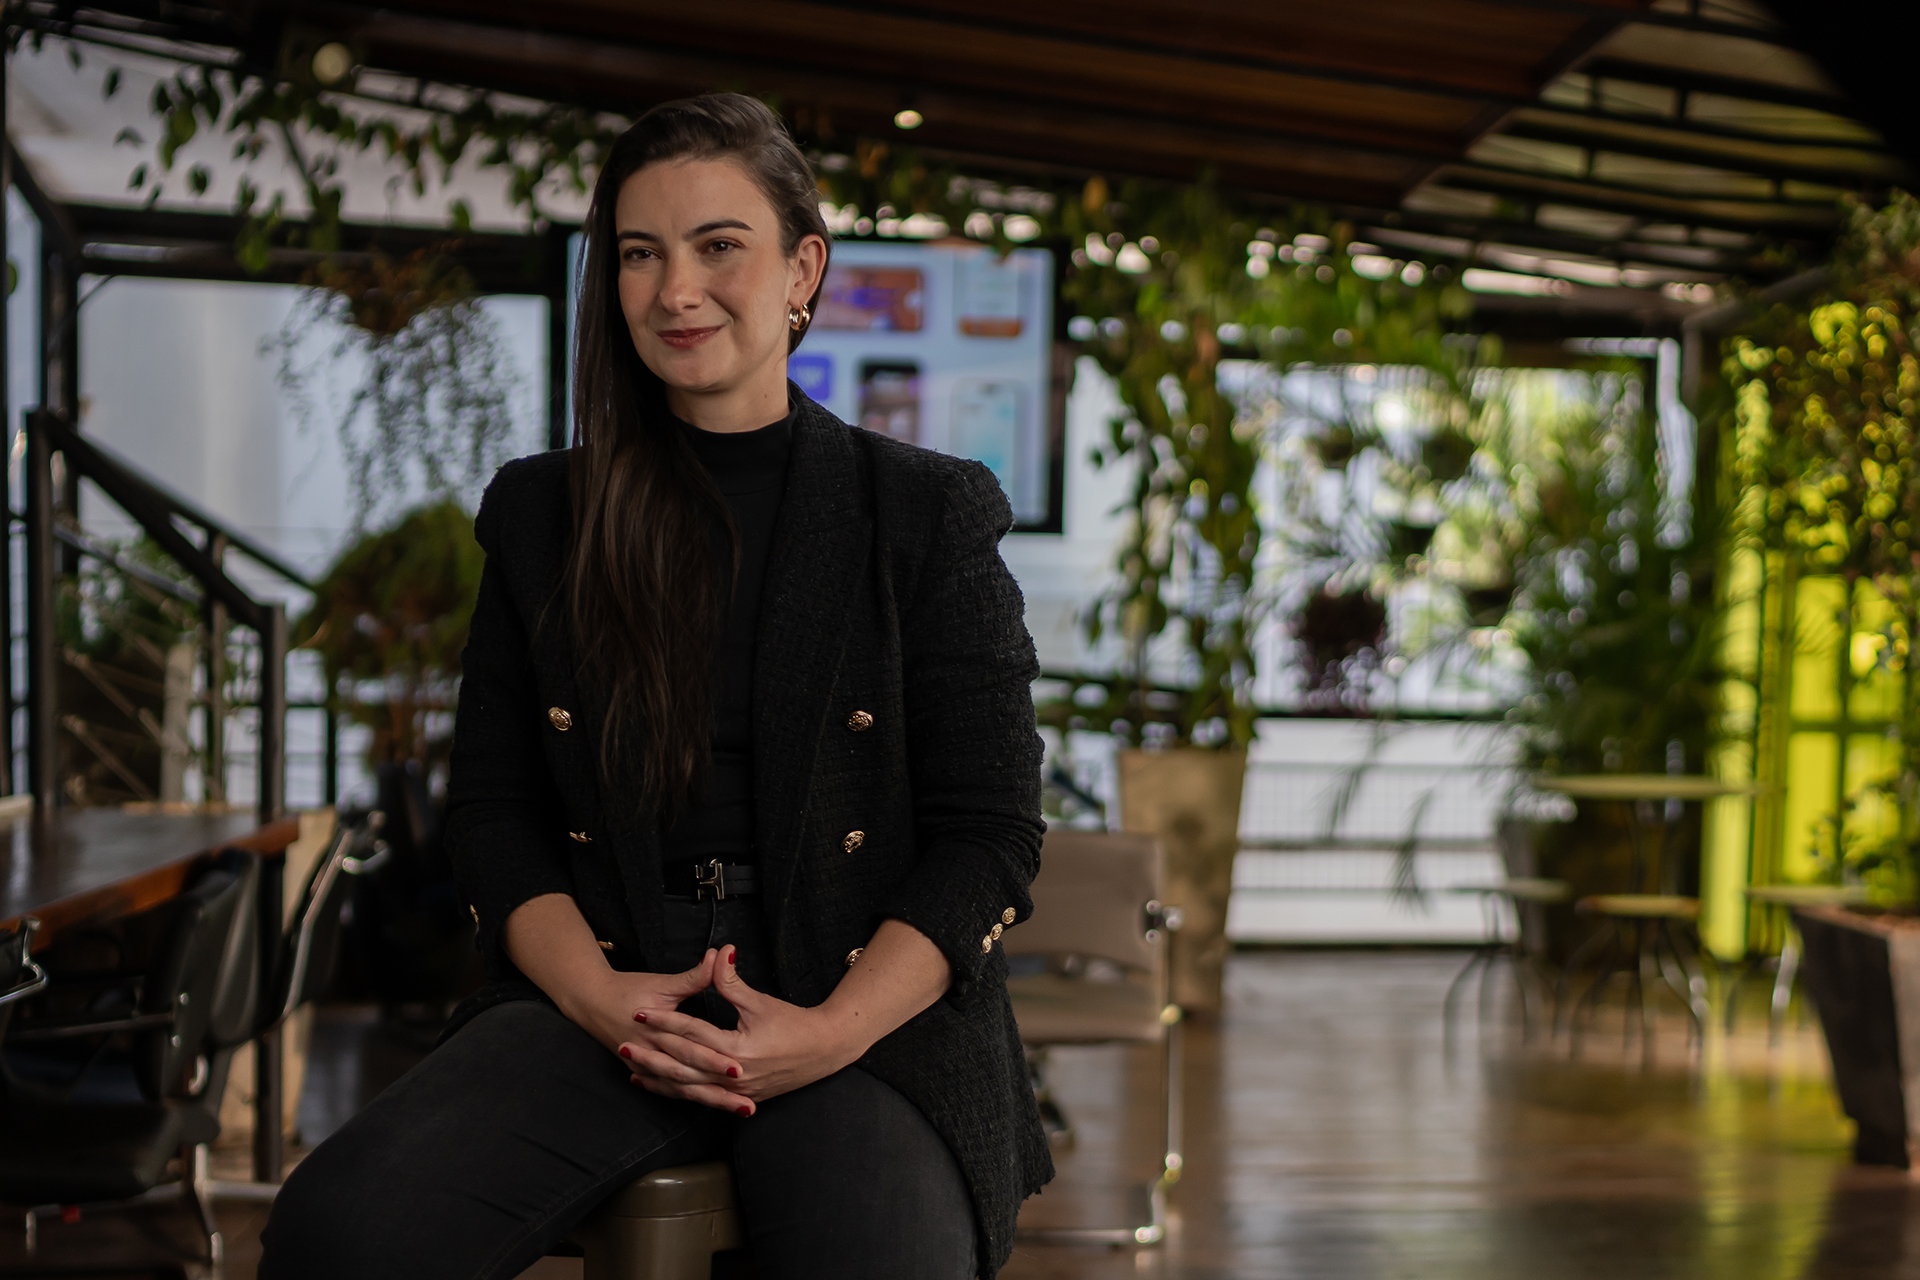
[0,918,47,1041]
[263,814,380,1034]
[1004,829,1165,974]
[134,847,259,1100]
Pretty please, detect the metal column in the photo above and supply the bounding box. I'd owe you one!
[23,412,54,813]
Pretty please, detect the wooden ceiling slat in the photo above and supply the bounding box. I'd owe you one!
[323,1,1494,143]
[378,0,1594,103]
[351,12,1461,179]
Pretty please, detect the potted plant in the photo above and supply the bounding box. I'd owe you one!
[1722,192,1920,1166]
[294,500,486,1014]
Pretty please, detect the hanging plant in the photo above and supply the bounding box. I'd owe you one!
[262,250,521,527]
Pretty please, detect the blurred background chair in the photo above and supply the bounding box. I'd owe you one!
[0,846,261,1262]
[1443,877,1572,1040]
[0,812,379,1261]
[1005,828,1181,1246]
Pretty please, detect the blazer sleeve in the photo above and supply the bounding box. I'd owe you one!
[444,483,576,978]
[880,462,1045,1005]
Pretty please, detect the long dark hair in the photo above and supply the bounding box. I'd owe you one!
[566,93,830,813]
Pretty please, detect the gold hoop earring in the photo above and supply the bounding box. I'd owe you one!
[788,303,811,331]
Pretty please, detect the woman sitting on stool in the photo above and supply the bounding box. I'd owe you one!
[261,92,1051,1280]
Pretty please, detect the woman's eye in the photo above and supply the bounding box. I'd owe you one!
[622,247,656,262]
[708,240,738,254]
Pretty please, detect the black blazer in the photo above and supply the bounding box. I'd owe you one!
[442,390,1053,1273]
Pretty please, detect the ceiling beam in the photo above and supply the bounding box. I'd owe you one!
[1468,0,1789,44]
[1523,102,1890,153]
[1435,167,1841,233]
[1579,56,1855,116]
[1497,116,1907,189]
[1457,158,1844,208]
[1356,218,1747,274]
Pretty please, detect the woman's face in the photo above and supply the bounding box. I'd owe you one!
[614,157,826,409]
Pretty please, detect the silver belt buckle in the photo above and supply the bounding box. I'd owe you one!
[695,858,728,902]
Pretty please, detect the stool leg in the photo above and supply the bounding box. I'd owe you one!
[1556,919,1616,1040]
[1770,934,1801,1046]
[1444,947,1492,1040]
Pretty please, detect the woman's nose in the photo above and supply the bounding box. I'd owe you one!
[657,256,704,313]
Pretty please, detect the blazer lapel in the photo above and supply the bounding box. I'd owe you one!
[753,399,872,920]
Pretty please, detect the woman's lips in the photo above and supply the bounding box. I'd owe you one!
[657,326,721,350]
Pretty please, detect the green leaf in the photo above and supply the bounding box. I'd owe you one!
[187,165,211,195]
[448,198,473,233]
[103,68,120,99]
[127,163,147,190]
[113,127,142,148]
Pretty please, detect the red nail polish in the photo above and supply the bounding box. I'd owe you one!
[633,1012,647,1023]
[736,1106,751,1117]
[726,946,737,965]
[727,1066,740,1079]
[618,1045,632,1060]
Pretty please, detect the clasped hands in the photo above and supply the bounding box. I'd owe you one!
[576,947,862,1118]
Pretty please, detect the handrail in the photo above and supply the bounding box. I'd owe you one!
[36,415,313,597]
[24,410,291,825]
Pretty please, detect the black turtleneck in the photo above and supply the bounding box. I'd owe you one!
[659,406,794,877]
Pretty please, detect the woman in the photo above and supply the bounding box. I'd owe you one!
[260,94,1051,1279]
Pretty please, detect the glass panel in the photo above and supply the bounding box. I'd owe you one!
[1780,732,1839,882]
[1789,577,1846,723]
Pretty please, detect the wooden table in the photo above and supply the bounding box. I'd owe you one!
[1,805,302,1183]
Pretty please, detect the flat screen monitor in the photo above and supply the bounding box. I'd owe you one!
[789,240,1058,529]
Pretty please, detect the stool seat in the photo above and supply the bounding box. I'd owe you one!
[1744,884,1872,908]
[566,1161,746,1280]
[1576,894,1699,920]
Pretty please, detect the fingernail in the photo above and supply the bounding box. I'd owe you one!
[727,1066,740,1079]
[736,1106,752,1117]
[618,1045,632,1059]
[726,946,737,966]
[633,1012,647,1023]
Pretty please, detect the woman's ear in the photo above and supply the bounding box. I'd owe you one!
[789,233,829,308]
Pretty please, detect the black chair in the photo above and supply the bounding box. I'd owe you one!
[0,846,261,1262]
[0,917,50,1036]
[0,812,384,1261]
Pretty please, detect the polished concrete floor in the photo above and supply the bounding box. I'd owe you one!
[8,948,1919,1279]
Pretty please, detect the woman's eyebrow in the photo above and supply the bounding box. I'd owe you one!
[615,219,753,243]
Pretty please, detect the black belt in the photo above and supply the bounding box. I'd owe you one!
[667,858,760,901]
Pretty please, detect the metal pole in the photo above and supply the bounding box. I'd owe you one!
[323,688,338,807]
[252,841,285,1184]
[23,412,54,813]
[257,601,285,826]
[0,42,13,796]
[547,228,570,452]
[204,534,228,806]
[252,600,287,1183]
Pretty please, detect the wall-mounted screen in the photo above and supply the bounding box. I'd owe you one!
[792,241,1056,527]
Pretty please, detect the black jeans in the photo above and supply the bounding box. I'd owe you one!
[260,897,976,1280]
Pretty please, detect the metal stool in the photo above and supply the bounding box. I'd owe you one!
[1443,878,1571,1040]
[1557,894,1709,1055]
[565,1161,748,1280]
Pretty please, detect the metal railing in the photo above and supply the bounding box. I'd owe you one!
[21,410,311,825]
